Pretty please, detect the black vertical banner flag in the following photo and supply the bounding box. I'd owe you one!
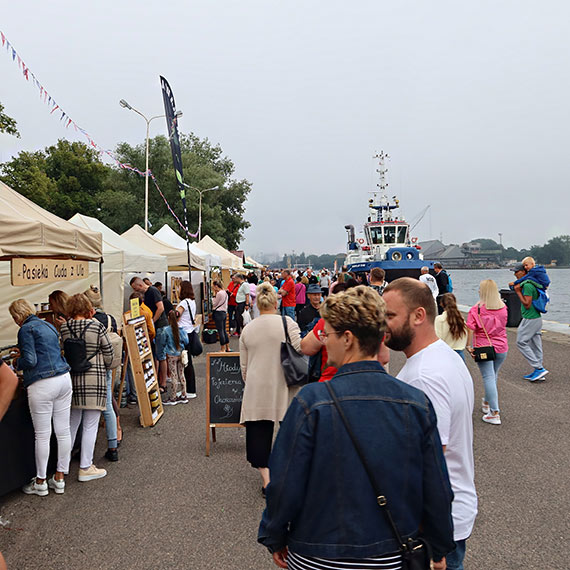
[160,75,192,274]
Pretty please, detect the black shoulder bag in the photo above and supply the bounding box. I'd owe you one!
[325,381,434,570]
[280,316,309,387]
[472,305,496,362]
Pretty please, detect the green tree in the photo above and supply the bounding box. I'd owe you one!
[530,235,570,266]
[0,139,111,219]
[111,133,251,248]
[0,102,19,138]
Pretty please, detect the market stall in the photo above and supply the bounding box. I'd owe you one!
[0,181,103,496]
[69,214,168,322]
[121,224,208,309]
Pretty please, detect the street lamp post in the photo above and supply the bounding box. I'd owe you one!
[119,99,182,232]
[183,184,219,240]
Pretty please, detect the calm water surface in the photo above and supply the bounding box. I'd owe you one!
[449,268,569,324]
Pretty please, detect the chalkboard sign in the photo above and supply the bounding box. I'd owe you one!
[206,353,245,455]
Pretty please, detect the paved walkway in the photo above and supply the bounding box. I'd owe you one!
[1,329,568,569]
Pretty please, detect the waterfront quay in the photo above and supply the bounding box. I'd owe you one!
[1,330,568,570]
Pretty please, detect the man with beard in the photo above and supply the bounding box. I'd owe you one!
[383,277,477,570]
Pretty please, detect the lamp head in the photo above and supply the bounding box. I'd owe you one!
[119,99,132,110]
[174,110,183,118]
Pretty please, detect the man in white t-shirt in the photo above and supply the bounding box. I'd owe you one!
[419,266,438,299]
[383,277,477,570]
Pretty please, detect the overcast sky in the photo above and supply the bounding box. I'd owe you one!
[1,1,569,257]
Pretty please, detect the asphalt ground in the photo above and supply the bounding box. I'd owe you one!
[1,328,569,569]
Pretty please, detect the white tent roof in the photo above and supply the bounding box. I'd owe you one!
[69,214,167,273]
[0,181,102,261]
[121,225,205,270]
[197,235,244,270]
[153,225,221,267]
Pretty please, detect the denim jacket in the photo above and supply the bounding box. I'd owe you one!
[163,325,189,357]
[15,315,70,387]
[258,360,455,561]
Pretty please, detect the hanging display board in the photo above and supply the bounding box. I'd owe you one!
[205,352,244,456]
[122,314,163,427]
[11,258,89,286]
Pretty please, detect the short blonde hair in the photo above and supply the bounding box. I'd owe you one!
[9,299,36,324]
[478,280,505,310]
[256,282,278,311]
[320,285,386,356]
[522,256,535,268]
[66,293,94,319]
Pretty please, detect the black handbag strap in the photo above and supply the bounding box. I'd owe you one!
[324,381,407,550]
[476,304,493,348]
[281,315,292,344]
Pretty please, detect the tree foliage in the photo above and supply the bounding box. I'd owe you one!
[0,134,251,249]
[0,102,20,138]
[530,235,570,266]
[109,134,251,248]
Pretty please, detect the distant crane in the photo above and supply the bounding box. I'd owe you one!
[409,205,431,232]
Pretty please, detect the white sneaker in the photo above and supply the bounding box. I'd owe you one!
[482,412,501,425]
[78,464,107,482]
[186,393,197,399]
[22,478,48,496]
[47,475,65,494]
[481,399,490,415]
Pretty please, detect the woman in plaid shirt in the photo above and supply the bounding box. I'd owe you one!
[60,294,114,482]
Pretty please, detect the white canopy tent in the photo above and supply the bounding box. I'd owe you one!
[121,225,206,270]
[197,235,244,271]
[0,182,103,347]
[245,256,264,269]
[153,224,222,267]
[69,214,168,321]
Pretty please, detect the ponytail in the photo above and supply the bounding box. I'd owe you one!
[168,310,181,350]
[441,293,467,340]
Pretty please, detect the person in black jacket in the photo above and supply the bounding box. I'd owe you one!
[434,262,450,315]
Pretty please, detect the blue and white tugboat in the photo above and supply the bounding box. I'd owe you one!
[345,151,434,281]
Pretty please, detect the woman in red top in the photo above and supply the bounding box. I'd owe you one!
[227,276,239,334]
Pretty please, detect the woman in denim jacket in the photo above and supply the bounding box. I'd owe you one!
[258,286,455,569]
[9,299,72,496]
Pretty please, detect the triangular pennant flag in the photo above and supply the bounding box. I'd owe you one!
[11,48,16,60]
[1,32,5,47]
[50,104,59,114]
[16,54,21,67]
[66,118,72,128]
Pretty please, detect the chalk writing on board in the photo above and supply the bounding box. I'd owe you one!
[208,354,245,424]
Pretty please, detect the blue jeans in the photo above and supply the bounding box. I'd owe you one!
[102,370,117,448]
[446,538,466,570]
[476,351,507,413]
[282,306,296,321]
[454,349,465,361]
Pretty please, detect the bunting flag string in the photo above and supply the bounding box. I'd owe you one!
[0,30,198,238]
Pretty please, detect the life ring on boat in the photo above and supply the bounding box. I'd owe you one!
[411,237,418,244]
[357,238,365,245]
[391,251,403,262]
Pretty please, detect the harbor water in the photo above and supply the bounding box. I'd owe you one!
[449,267,570,327]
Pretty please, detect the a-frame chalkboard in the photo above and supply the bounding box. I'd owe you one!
[206,352,245,456]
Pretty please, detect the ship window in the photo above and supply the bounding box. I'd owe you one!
[384,226,396,244]
[369,227,383,244]
[397,226,407,244]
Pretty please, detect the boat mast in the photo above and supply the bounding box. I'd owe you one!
[370,151,398,222]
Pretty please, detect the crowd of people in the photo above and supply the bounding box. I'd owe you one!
[233,258,551,569]
[3,255,552,569]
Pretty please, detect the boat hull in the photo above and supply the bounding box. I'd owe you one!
[347,259,435,282]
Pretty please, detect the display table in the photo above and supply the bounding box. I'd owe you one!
[0,392,36,496]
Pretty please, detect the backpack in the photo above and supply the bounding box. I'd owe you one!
[444,271,453,293]
[532,287,550,314]
[106,315,123,370]
[63,322,93,373]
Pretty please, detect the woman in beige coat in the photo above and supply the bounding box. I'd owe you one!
[239,282,302,495]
